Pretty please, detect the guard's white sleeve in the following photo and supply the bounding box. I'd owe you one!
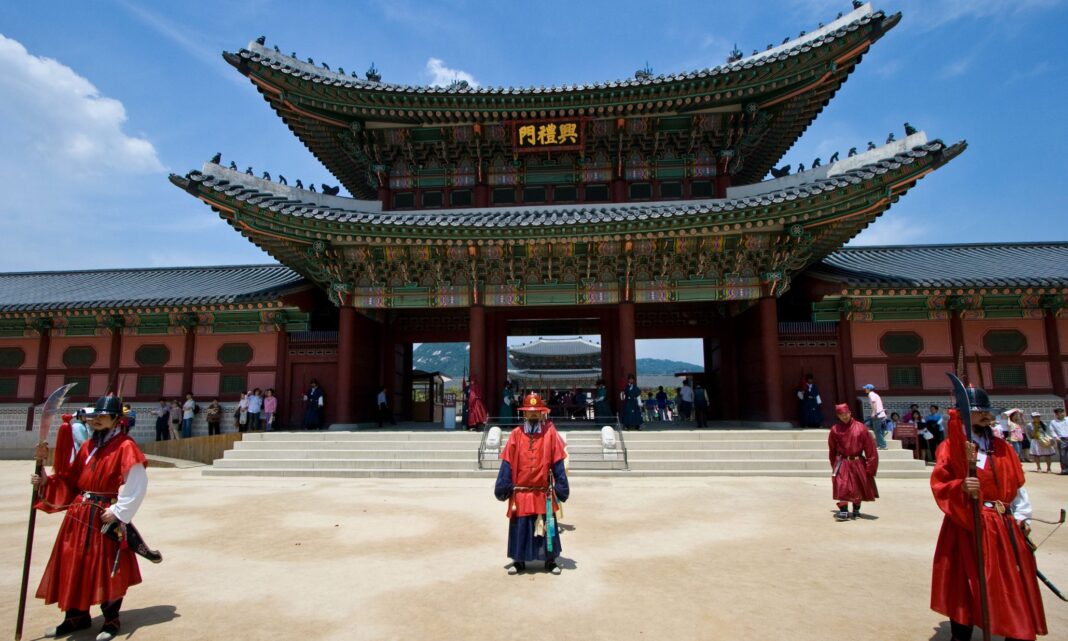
[1011,487,1032,523]
[816,395,822,405]
[108,463,147,524]
[797,390,804,400]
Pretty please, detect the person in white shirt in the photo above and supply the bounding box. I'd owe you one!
[1046,407,1068,475]
[246,388,263,431]
[181,393,196,438]
[863,384,888,450]
[1050,408,1068,472]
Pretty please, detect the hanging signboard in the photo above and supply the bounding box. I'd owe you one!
[511,119,584,153]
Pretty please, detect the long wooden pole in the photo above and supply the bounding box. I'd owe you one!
[15,457,43,641]
[965,441,992,641]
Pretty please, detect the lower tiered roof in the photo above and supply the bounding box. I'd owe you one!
[172,134,965,309]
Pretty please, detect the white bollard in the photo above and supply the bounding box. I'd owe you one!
[485,425,502,448]
[601,425,617,448]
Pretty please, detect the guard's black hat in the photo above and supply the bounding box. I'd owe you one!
[963,385,992,412]
[86,394,123,417]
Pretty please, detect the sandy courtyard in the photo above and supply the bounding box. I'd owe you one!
[1,462,1065,641]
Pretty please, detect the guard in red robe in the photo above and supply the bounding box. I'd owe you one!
[465,377,489,431]
[828,403,879,521]
[930,386,1047,641]
[31,395,151,641]
[494,393,570,575]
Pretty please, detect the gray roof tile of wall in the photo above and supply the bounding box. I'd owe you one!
[814,243,1068,288]
[180,140,949,229]
[0,264,305,312]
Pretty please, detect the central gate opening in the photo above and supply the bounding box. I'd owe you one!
[504,317,602,424]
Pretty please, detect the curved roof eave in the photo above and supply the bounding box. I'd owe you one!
[233,4,890,101]
[172,136,959,240]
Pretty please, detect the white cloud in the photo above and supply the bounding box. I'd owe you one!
[847,215,932,247]
[0,33,163,177]
[940,57,972,78]
[425,58,479,87]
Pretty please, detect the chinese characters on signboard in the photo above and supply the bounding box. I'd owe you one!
[513,120,583,153]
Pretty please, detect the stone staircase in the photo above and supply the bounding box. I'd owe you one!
[203,428,929,479]
[622,429,928,478]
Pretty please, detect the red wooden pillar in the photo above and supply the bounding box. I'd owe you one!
[757,296,785,421]
[336,306,355,424]
[838,310,857,411]
[1045,307,1065,398]
[181,327,196,396]
[379,318,395,406]
[599,311,618,407]
[469,305,486,393]
[474,184,489,207]
[275,326,289,425]
[719,317,739,420]
[611,178,627,203]
[378,185,391,211]
[949,308,965,379]
[108,326,122,393]
[617,302,637,384]
[29,320,52,430]
[714,173,731,199]
[32,321,51,404]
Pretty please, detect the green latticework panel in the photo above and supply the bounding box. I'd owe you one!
[136,375,163,397]
[0,347,25,368]
[888,366,922,389]
[993,364,1027,387]
[63,317,99,337]
[217,343,253,365]
[220,374,247,395]
[134,345,170,366]
[62,346,97,368]
[983,330,1027,355]
[880,332,923,356]
[0,377,17,396]
[64,376,89,396]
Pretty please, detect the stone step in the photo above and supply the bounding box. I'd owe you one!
[235,440,481,451]
[242,431,482,442]
[201,467,931,479]
[625,458,927,471]
[227,448,618,461]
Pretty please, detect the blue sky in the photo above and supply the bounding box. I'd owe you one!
[1,0,1065,275]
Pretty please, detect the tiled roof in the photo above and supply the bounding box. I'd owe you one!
[175,138,954,231]
[0,264,305,312]
[509,338,602,356]
[237,5,885,96]
[813,243,1068,288]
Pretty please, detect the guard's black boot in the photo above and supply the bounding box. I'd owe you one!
[45,610,91,637]
[96,599,122,641]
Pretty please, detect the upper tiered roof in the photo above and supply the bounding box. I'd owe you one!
[225,3,900,195]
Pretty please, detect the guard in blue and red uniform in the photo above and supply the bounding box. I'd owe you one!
[494,393,570,575]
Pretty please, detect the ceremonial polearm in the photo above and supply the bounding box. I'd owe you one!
[946,373,991,641]
[15,383,77,641]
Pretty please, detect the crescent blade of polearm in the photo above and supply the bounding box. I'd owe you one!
[37,383,78,445]
[945,372,973,443]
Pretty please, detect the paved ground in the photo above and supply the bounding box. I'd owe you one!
[1,462,1065,641]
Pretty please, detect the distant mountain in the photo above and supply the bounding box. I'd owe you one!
[412,343,701,378]
[636,358,703,375]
